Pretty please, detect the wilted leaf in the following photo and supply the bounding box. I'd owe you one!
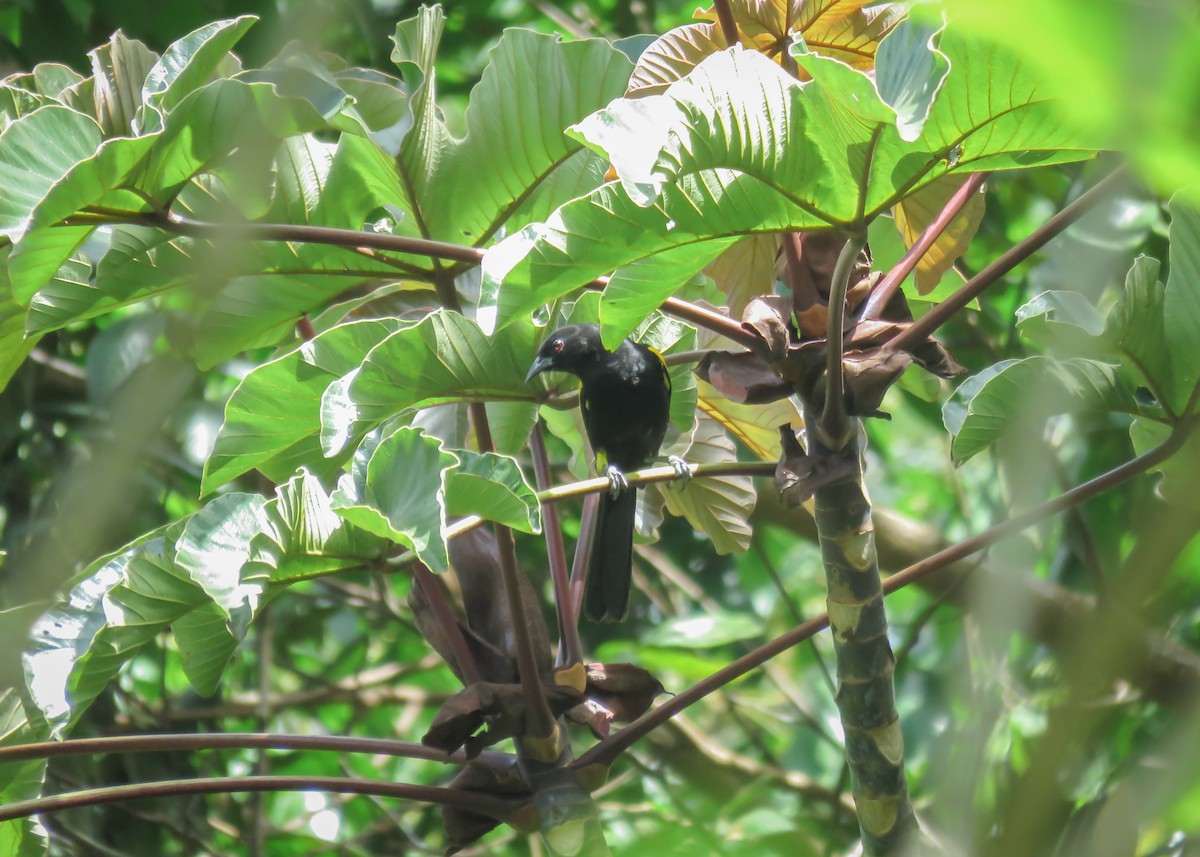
[696,351,792,405]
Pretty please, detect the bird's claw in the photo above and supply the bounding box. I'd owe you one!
[605,465,629,499]
[667,455,693,489]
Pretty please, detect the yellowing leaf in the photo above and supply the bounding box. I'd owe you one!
[697,379,800,460]
[892,174,986,294]
[695,0,904,72]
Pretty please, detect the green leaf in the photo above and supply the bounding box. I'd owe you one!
[0,246,37,392]
[644,611,762,648]
[598,238,738,349]
[84,313,165,403]
[8,225,95,305]
[390,6,451,208]
[445,450,541,534]
[1108,256,1172,407]
[331,426,457,571]
[426,29,632,243]
[131,78,327,200]
[1130,419,1200,511]
[482,27,1098,331]
[252,469,386,583]
[0,686,48,799]
[320,310,539,456]
[173,493,272,637]
[1015,290,1107,354]
[942,357,1158,464]
[1163,195,1200,413]
[0,105,102,242]
[141,16,257,120]
[88,29,159,135]
[23,527,207,732]
[172,603,239,697]
[203,318,405,493]
[872,14,949,142]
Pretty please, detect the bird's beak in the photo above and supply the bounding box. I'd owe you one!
[525,355,551,383]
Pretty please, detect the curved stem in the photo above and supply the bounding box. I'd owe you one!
[862,171,988,319]
[711,0,740,47]
[0,732,512,767]
[819,232,867,447]
[0,776,521,824]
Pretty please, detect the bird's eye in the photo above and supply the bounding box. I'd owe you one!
[551,339,565,353]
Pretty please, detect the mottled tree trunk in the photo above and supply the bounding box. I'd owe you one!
[808,418,917,855]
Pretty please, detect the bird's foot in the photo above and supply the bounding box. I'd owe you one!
[667,455,693,489]
[605,465,629,499]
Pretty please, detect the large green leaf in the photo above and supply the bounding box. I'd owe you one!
[174,493,273,637]
[331,426,457,571]
[0,246,37,391]
[88,30,159,135]
[482,25,1098,330]
[445,450,541,535]
[426,28,632,243]
[320,310,539,456]
[130,78,327,200]
[22,526,204,733]
[203,318,405,493]
[942,357,1161,464]
[251,469,386,584]
[141,17,257,122]
[1162,196,1200,413]
[1108,256,1173,409]
[0,105,102,242]
[390,6,451,211]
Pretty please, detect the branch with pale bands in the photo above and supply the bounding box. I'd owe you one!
[861,171,989,320]
[888,167,1125,353]
[0,776,523,824]
[574,422,1194,770]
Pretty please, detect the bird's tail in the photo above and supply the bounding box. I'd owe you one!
[584,488,637,622]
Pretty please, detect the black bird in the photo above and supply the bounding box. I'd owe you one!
[526,323,683,621]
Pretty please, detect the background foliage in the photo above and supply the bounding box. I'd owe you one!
[1,1,1198,856]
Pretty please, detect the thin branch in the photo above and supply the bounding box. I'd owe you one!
[575,421,1194,769]
[819,232,868,446]
[493,523,557,742]
[531,424,583,667]
[0,776,522,824]
[0,732,514,768]
[861,171,989,319]
[889,167,1125,353]
[661,296,758,348]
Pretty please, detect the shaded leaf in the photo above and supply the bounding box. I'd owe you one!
[320,310,538,457]
[644,610,762,648]
[942,357,1161,464]
[1162,196,1200,412]
[202,318,405,493]
[697,378,801,460]
[428,29,632,244]
[331,426,457,571]
[1108,256,1172,406]
[445,450,541,535]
